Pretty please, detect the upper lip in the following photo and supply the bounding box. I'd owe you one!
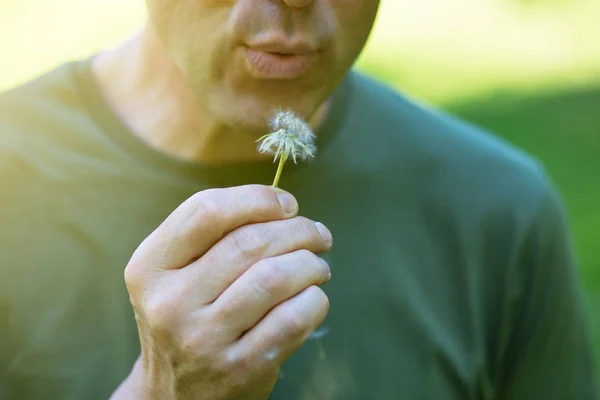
[246,41,319,55]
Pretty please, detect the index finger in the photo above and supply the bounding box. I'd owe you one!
[131,185,298,271]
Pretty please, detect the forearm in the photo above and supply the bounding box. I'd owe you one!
[110,357,148,400]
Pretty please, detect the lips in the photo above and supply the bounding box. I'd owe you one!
[243,41,319,79]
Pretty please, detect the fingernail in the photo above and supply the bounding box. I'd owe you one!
[276,191,298,215]
[319,257,332,280]
[315,222,332,247]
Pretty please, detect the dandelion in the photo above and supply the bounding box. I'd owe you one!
[256,108,317,188]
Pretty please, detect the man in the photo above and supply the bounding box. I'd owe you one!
[0,0,597,399]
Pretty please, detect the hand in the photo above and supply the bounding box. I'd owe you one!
[122,185,332,400]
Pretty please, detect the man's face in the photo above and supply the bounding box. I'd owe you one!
[145,0,380,130]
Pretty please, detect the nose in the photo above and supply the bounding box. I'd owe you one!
[282,0,313,8]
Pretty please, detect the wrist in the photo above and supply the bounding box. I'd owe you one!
[109,356,148,400]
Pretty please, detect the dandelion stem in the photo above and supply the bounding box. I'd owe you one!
[272,154,287,187]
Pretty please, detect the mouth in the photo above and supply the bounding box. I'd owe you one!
[243,41,319,80]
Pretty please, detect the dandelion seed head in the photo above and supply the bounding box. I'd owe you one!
[256,108,317,164]
[269,109,315,142]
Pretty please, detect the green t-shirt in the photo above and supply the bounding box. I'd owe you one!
[0,59,597,399]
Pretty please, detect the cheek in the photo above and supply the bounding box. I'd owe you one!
[148,2,233,82]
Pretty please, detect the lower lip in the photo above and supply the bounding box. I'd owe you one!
[244,48,315,79]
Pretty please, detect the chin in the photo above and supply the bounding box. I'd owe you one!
[211,91,321,132]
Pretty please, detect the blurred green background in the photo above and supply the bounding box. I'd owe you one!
[1,0,598,381]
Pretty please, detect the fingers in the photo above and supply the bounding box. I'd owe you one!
[128,185,298,273]
[211,249,331,338]
[182,216,333,304]
[225,285,329,367]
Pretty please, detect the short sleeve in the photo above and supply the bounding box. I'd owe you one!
[499,174,598,398]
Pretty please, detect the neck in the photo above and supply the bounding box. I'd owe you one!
[91,26,330,165]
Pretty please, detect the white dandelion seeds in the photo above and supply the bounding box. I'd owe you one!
[256,109,317,187]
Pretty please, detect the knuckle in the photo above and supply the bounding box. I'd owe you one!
[225,349,250,372]
[178,329,211,360]
[229,226,269,259]
[247,184,279,211]
[295,248,315,261]
[295,217,320,241]
[217,350,254,387]
[189,190,221,224]
[123,242,152,293]
[210,297,240,325]
[123,263,141,293]
[295,250,329,279]
[254,258,287,295]
[296,249,331,282]
[298,249,322,267]
[144,295,177,334]
[178,333,201,359]
[279,309,308,338]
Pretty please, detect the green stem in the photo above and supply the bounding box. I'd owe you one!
[272,155,287,187]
